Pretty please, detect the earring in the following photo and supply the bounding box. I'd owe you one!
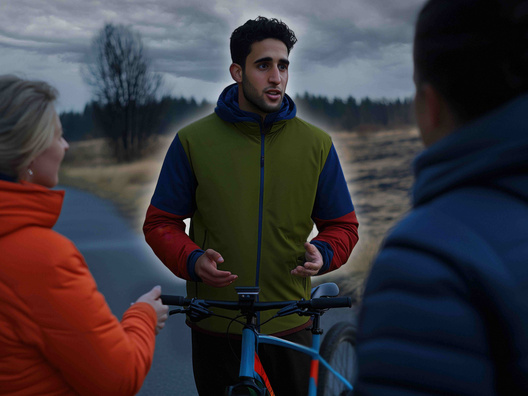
[27,169,33,176]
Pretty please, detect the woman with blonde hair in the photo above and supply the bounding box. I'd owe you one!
[0,75,168,395]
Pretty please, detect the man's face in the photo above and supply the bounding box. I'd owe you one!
[239,38,289,118]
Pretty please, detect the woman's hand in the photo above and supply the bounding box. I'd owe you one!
[136,286,169,334]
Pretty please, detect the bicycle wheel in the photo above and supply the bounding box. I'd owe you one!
[317,321,357,396]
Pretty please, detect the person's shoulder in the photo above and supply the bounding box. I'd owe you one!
[30,227,80,259]
[409,185,521,245]
[4,226,83,276]
[388,200,479,245]
[9,225,75,250]
[177,113,220,139]
[382,192,502,274]
[290,116,329,135]
[284,117,332,145]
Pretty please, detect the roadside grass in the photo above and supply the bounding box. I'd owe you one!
[59,127,421,301]
[59,136,172,232]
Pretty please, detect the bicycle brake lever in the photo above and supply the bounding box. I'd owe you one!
[276,303,301,317]
[187,301,213,322]
[169,308,187,316]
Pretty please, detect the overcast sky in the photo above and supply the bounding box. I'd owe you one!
[0,0,426,113]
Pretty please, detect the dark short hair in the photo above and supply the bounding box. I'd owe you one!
[230,16,297,68]
[414,0,528,123]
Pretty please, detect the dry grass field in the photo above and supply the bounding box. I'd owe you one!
[59,127,423,301]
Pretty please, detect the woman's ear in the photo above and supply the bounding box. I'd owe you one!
[18,162,34,182]
[229,63,243,83]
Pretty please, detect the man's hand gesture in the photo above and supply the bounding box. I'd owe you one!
[195,249,238,287]
[291,242,323,277]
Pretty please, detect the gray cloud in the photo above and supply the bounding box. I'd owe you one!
[135,5,232,81]
[1,0,423,77]
[288,0,423,66]
[0,0,425,109]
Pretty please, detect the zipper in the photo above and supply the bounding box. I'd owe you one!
[255,124,266,288]
[255,122,268,329]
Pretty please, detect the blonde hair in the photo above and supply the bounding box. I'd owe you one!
[0,75,58,178]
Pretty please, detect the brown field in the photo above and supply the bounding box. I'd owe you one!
[59,127,423,301]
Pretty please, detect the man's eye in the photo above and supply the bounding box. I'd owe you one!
[258,64,268,70]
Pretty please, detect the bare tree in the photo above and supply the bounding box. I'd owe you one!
[83,23,163,162]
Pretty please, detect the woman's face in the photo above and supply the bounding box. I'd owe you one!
[29,111,69,188]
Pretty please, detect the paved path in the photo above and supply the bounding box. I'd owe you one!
[53,186,358,395]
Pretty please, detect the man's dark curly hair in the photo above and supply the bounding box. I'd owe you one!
[230,16,297,69]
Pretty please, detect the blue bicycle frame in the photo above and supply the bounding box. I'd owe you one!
[161,283,354,396]
[238,320,353,395]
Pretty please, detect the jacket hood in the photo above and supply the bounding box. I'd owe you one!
[0,180,64,238]
[412,93,528,207]
[214,83,297,126]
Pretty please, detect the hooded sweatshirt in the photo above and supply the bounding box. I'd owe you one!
[144,84,359,334]
[0,180,157,395]
[355,93,528,395]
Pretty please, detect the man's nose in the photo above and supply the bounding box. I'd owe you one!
[268,66,281,84]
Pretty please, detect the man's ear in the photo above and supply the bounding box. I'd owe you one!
[421,83,442,130]
[229,63,243,83]
[416,83,458,146]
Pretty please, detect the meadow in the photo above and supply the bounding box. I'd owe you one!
[59,127,423,302]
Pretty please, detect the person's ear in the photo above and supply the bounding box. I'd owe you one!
[229,63,243,83]
[421,83,442,130]
[415,83,457,146]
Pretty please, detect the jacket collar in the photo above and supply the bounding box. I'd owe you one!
[214,83,297,129]
[0,180,64,237]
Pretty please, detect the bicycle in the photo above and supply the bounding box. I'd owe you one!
[161,282,357,396]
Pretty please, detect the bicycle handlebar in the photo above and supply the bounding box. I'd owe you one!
[160,295,352,311]
[160,295,188,306]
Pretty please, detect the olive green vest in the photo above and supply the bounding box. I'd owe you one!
[178,114,332,334]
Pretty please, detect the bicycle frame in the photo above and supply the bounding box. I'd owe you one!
[161,283,354,396]
[234,309,353,395]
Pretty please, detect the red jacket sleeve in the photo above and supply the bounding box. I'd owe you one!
[310,143,359,273]
[143,204,201,280]
[312,210,359,273]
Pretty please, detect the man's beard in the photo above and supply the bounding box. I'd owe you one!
[241,75,283,115]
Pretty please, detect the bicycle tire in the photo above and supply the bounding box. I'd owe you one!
[317,321,357,396]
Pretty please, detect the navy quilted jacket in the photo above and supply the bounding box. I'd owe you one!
[355,93,528,395]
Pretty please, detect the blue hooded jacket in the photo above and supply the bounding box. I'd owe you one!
[355,94,528,395]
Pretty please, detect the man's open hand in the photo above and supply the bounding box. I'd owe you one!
[291,242,323,277]
[195,249,238,287]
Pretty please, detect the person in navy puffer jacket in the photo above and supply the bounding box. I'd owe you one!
[354,0,528,395]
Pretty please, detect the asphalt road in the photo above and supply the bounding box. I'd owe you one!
[53,186,358,395]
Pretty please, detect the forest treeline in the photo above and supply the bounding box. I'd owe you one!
[60,93,414,142]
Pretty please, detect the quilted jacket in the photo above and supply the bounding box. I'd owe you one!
[0,180,157,395]
[355,93,528,395]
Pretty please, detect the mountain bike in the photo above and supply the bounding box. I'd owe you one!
[161,282,357,396]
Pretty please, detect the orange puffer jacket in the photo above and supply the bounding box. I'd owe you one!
[0,180,157,395]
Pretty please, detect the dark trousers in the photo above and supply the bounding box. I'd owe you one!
[192,328,312,396]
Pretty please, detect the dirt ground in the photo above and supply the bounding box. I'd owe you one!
[60,127,424,300]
